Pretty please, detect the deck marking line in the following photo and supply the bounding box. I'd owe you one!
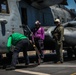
[71,73,76,75]
[15,69,51,75]
[38,65,76,67]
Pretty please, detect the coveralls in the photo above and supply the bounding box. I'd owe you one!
[51,25,64,63]
[32,27,45,63]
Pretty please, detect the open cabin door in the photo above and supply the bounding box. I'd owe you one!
[21,8,31,37]
[21,8,27,25]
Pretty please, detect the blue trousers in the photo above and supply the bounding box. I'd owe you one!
[11,39,30,66]
[35,39,44,62]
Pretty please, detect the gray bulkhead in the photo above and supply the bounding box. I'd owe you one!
[19,0,54,29]
[0,0,23,53]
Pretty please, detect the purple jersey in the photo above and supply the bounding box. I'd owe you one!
[33,27,45,40]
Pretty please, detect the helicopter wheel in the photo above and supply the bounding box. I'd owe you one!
[67,47,73,59]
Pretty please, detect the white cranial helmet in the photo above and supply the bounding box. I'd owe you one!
[54,19,60,23]
[35,21,41,25]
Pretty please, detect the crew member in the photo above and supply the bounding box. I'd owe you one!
[51,19,64,63]
[6,32,30,70]
[32,21,45,65]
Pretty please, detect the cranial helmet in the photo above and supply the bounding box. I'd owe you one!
[54,19,60,23]
[35,20,41,25]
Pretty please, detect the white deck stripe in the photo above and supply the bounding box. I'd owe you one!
[15,69,50,75]
[38,65,76,68]
[71,73,76,75]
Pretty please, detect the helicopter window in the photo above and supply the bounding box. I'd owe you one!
[0,0,9,14]
[62,18,65,23]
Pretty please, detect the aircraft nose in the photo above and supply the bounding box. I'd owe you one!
[64,28,71,36]
[64,28,72,42]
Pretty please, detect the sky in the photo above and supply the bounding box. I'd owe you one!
[65,0,76,11]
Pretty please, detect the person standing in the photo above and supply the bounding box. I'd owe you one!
[6,32,30,70]
[51,19,64,63]
[32,21,45,65]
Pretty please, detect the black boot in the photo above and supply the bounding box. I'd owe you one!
[6,65,15,70]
